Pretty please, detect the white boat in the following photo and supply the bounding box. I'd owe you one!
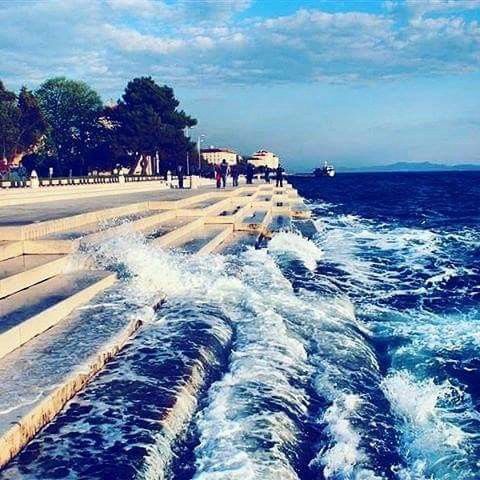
[314,161,336,177]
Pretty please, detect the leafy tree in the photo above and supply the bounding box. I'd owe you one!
[0,82,46,163]
[35,77,103,175]
[106,77,196,173]
[0,81,17,161]
[16,87,48,162]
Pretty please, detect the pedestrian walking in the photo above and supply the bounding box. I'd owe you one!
[215,164,222,189]
[220,159,228,188]
[275,164,284,187]
[264,166,270,183]
[231,163,239,187]
[246,163,254,184]
[177,164,184,189]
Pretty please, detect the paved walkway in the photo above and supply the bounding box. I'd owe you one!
[0,185,218,227]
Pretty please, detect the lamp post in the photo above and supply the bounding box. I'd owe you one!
[185,126,194,176]
[197,134,206,173]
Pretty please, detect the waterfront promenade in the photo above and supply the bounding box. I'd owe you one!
[0,176,308,469]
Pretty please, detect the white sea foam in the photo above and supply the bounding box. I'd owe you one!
[310,394,365,478]
[310,202,480,479]
[268,230,323,270]
[381,371,478,479]
[193,248,311,480]
[263,230,388,479]
[88,230,313,479]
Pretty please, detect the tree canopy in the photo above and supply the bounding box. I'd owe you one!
[105,77,197,173]
[0,82,46,163]
[35,77,103,175]
[1,76,198,176]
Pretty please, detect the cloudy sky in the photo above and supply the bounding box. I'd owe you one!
[2,0,480,169]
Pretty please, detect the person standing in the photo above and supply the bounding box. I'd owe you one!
[264,165,270,183]
[215,164,222,189]
[275,164,284,187]
[231,163,239,187]
[220,159,228,188]
[246,162,254,184]
[177,164,184,189]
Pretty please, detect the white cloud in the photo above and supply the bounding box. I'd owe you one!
[107,0,166,14]
[0,0,479,95]
[406,0,480,16]
[103,24,186,54]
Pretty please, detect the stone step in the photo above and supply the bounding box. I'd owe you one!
[0,254,68,299]
[152,218,205,248]
[237,210,269,232]
[175,225,230,254]
[269,214,292,232]
[0,282,141,469]
[0,202,150,241]
[41,210,162,241]
[0,270,116,360]
[196,226,234,255]
[0,241,23,262]
[144,216,196,240]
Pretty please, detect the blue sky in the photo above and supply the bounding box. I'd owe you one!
[1,0,480,169]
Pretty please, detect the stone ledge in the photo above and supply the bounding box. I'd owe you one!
[0,317,143,468]
[0,255,70,299]
[0,272,117,360]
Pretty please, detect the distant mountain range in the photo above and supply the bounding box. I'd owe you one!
[338,161,480,172]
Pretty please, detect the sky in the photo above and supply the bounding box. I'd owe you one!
[1,0,480,170]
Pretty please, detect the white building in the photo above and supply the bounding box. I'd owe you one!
[201,147,238,166]
[248,150,280,169]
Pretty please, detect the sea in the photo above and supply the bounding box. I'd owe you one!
[1,171,479,480]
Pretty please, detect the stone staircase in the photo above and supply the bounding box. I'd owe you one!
[0,181,309,468]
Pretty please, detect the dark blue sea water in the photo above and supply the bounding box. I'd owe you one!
[1,172,479,480]
[289,171,480,480]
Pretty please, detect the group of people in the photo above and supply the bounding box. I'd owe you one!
[0,160,27,182]
[214,160,284,189]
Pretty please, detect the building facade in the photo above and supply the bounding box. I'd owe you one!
[248,150,280,170]
[201,148,238,166]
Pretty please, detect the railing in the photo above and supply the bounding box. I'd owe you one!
[38,176,120,187]
[0,180,31,189]
[125,175,165,183]
[0,174,168,189]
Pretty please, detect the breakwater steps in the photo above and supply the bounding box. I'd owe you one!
[0,254,68,299]
[0,271,116,360]
[0,181,309,470]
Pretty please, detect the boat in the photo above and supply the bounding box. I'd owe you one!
[314,161,336,177]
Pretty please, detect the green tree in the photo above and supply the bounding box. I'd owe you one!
[35,77,103,175]
[106,77,196,173]
[0,81,46,163]
[0,81,18,161]
[16,87,48,162]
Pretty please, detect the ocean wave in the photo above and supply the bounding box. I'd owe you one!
[192,248,311,480]
[264,232,397,479]
[307,200,480,480]
[382,371,479,480]
[268,231,323,271]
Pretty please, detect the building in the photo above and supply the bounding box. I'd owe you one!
[201,147,238,166]
[248,150,280,170]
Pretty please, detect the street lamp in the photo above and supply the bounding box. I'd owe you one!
[197,134,206,172]
[184,126,194,176]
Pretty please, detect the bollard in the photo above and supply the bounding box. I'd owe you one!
[190,175,200,189]
[30,170,39,189]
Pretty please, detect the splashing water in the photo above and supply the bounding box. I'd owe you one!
[291,173,480,480]
[2,173,479,480]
